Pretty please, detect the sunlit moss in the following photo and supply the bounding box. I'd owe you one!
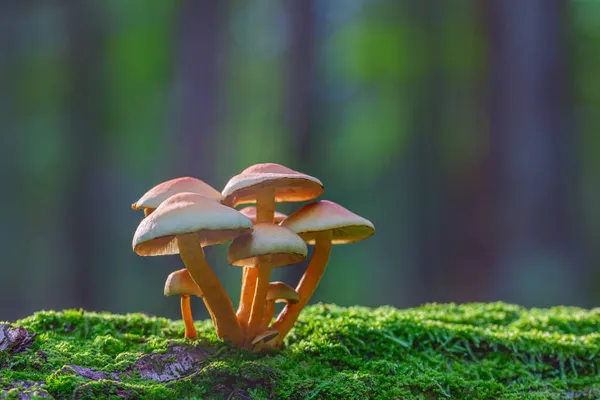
[1,303,599,399]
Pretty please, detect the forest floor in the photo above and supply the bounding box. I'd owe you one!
[0,303,599,399]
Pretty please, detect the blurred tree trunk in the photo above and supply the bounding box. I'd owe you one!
[407,2,456,304]
[484,0,583,305]
[172,0,223,313]
[283,0,316,285]
[409,1,497,303]
[173,0,221,181]
[63,0,108,310]
[286,0,315,164]
[0,0,22,318]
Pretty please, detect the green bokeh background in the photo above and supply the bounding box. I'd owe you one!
[1,0,599,321]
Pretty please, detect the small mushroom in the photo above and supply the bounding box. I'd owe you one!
[228,223,307,345]
[133,192,253,345]
[270,200,374,346]
[164,269,203,339]
[239,206,287,224]
[251,329,279,346]
[222,163,322,331]
[132,177,221,216]
[260,282,299,332]
[251,329,279,351]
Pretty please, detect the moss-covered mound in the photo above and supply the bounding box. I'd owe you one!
[1,303,599,399]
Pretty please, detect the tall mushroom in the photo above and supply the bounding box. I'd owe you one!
[132,177,221,216]
[227,223,307,344]
[133,192,253,345]
[260,282,299,332]
[164,269,203,339]
[221,163,322,332]
[131,177,221,324]
[271,200,374,346]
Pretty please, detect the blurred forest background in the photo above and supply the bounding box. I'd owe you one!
[1,0,599,322]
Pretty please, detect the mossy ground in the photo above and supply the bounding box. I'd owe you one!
[1,303,599,399]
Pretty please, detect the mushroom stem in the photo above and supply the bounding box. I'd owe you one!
[236,267,258,331]
[237,189,275,336]
[247,262,272,340]
[256,189,276,223]
[180,295,198,339]
[271,230,332,345]
[177,233,243,345]
[260,300,276,332]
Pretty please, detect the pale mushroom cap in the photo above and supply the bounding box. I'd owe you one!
[251,329,279,345]
[221,163,323,207]
[266,281,299,304]
[227,222,308,268]
[281,200,375,245]
[239,206,287,224]
[164,269,202,297]
[133,192,253,256]
[132,177,221,210]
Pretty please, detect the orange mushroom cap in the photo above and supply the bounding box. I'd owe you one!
[251,329,279,345]
[266,281,299,304]
[164,269,202,297]
[227,223,307,268]
[281,200,374,244]
[132,177,221,211]
[221,163,323,207]
[133,192,253,256]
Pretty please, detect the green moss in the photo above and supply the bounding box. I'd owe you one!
[1,303,599,399]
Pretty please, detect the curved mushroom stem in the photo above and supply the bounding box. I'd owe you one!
[260,300,276,332]
[270,230,332,346]
[247,262,272,341]
[177,233,243,345]
[237,189,275,340]
[237,268,258,332]
[180,295,198,339]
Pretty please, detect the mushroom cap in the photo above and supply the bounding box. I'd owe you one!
[133,192,253,256]
[164,269,202,297]
[227,223,307,268]
[281,200,375,245]
[239,206,287,224]
[251,329,279,345]
[221,163,323,207]
[266,281,299,303]
[132,177,221,210]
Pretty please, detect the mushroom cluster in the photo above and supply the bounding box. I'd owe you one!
[131,163,374,350]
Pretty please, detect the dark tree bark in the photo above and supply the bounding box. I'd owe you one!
[171,0,224,315]
[286,0,315,164]
[483,0,583,305]
[407,1,456,304]
[283,0,316,286]
[407,1,497,304]
[173,0,221,180]
[63,0,108,310]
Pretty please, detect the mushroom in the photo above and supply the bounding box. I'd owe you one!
[260,282,299,332]
[251,329,279,352]
[228,223,307,344]
[221,163,322,331]
[164,269,203,339]
[239,206,287,224]
[251,329,279,346]
[132,177,221,216]
[133,192,253,345]
[270,200,374,346]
